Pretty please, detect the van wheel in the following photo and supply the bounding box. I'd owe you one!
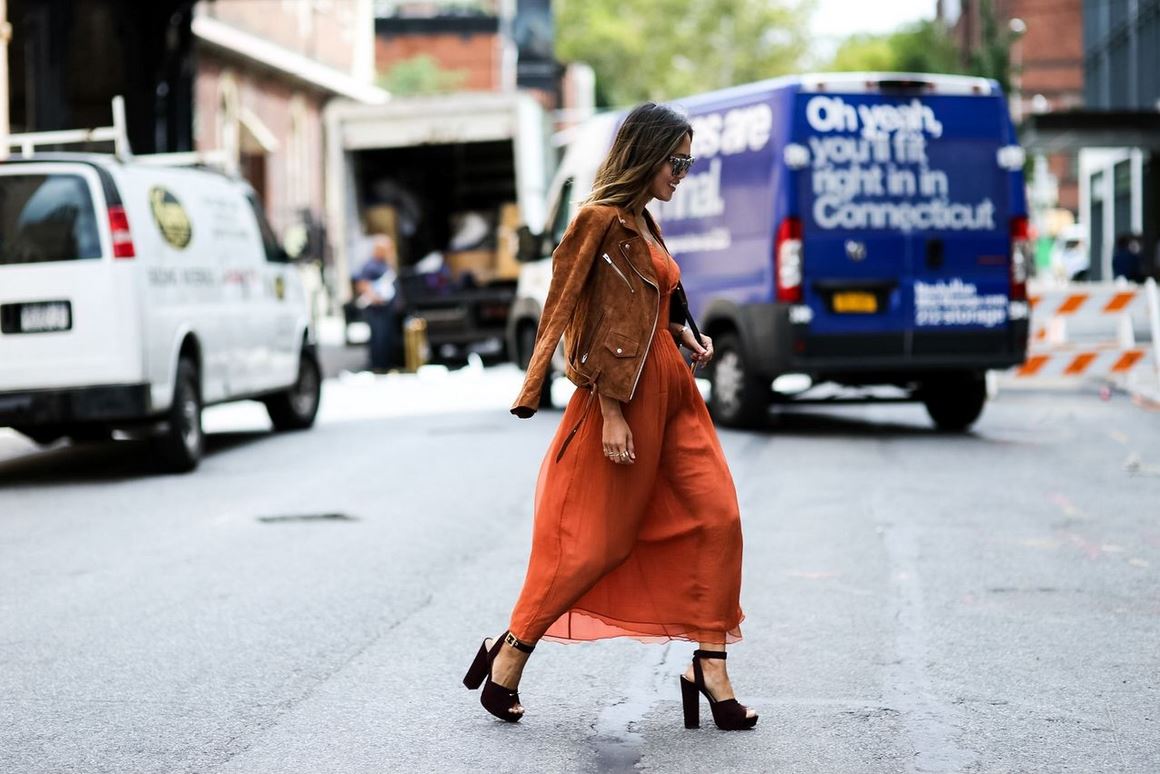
[16,426,64,446]
[67,425,113,444]
[517,323,537,370]
[919,373,986,432]
[708,333,769,428]
[539,375,557,409]
[154,358,204,473]
[265,348,322,431]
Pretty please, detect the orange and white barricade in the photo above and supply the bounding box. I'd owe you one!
[1005,278,1160,387]
[1014,347,1150,379]
[1029,283,1145,346]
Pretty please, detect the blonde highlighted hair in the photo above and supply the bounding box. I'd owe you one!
[583,103,693,211]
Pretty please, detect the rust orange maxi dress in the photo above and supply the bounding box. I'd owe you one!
[508,239,745,645]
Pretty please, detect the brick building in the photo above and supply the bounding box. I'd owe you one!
[4,0,199,153]
[375,12,508,93]
[1074,0,1160,279]
[4,0,387,256]
[192,0,386,242]
[1016,1,1160,281]
[946,0,1085,214]
[372,0,568,111]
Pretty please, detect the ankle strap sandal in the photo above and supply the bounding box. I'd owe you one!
[680,649,758,730]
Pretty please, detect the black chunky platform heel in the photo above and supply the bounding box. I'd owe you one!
[679,649,758,730]
[463,631,536,722]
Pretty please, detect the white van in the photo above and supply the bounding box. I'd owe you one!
[0,154,321,471]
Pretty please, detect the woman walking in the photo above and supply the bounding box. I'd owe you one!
[463,103,757,731]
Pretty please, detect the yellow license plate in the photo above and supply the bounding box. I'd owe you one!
[832,291,878,314]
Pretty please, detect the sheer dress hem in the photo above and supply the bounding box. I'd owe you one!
[530,607,743,646]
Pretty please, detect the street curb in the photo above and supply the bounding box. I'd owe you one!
[1129,386,1160,411]
[1121,370,1160,411]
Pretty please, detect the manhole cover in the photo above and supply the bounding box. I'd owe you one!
[257,512,358,524]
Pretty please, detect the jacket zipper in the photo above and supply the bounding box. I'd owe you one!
[579,309,605,365]
[602,253,635,293]
[621,245,660,400]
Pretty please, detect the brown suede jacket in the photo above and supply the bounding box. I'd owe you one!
[511,204,697,418]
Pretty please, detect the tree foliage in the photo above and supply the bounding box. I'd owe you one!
[828,20,963,77]
[827,1,1015,94]
[379,55,468,97]
[556,0,812,106]
[829,34,898,73]
[966,0,1013,94]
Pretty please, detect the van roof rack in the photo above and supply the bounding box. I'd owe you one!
[4,96,132,160]
[800,73,996,96]
[3,96,230,171]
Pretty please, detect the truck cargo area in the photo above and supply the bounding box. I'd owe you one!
[327,93,550,367]
[353,141,517,267]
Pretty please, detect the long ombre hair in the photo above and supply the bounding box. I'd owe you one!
[583,103,693,211]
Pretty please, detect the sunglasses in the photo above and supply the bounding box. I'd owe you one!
[668,155,696,175]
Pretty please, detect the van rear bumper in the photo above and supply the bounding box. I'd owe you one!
[0,384,152,427]
[740,303,1029,379]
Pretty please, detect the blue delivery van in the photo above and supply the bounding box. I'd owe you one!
[509,73,1030,429]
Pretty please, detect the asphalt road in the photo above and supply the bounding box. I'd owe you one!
[1,372,1158,774]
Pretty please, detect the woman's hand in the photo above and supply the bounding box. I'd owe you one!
[599,396,635,465]
[676,326,714,367]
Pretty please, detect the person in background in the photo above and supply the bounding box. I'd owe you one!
[1112,234,1145,283]
[1052,225,1089,283]
[354,234,401,373]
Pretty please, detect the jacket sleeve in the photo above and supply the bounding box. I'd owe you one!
[511,206,610,418]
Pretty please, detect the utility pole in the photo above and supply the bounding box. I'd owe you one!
[0,0,10,161]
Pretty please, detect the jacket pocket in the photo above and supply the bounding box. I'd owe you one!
[601,253,635,293]
[604,331,640,359]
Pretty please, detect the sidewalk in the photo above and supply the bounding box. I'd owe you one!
[1124,368,1160,408]
[314,315,368,378]
[200,361,539,436]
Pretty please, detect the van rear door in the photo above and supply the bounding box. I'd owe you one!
[0,162,142,391]
[793,82,1016,358]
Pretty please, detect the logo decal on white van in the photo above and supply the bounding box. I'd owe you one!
[149,187,193,249]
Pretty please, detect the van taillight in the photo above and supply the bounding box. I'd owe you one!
[775,216,803,303]
[1010,216,1030,301]
[108,205,136,259]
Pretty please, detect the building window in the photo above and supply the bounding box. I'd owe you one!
[1091,170,1105,202]
[1113,160,1132,240]
[1142,10,1160,107]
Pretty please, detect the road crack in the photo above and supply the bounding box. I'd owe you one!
[590,643,677,773]
[873,498,977,774]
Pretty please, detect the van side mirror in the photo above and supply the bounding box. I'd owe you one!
[516,225,544,263]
